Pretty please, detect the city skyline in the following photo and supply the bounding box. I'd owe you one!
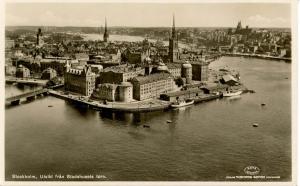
[5,3,291,28]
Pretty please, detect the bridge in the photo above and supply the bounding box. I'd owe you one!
[6,78,48,86]
[6,89,49,105]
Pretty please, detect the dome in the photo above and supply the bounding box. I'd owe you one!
[182,61,192,68]
[157,62,168,71]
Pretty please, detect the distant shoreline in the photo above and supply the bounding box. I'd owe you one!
[222,53,291,62]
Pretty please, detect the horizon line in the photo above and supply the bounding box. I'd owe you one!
[5,25,291,29]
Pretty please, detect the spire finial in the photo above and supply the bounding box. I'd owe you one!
[173,13,175,28]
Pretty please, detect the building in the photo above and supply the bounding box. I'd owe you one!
[92,83,118,101]
[181,61,192,84]
[36,28,44,47]
[191,62,209,82]
[16,65,30,78]
[166,63,182,78]
[118,82,133,102]
[64,65,96,96]
[41,68,57,80]
[92,82,133,102]
[90,64,103,74]
[99,64,145,84]
[130,73,175,101]
[160,88,204,103]
[169,14,180,63]
[103,17,109,42]
[40,58,77,76]
[124,48,151,64]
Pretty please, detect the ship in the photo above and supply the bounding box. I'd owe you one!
[223,90,243,97]
[171,99,194,108]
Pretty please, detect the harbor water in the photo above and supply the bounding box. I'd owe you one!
[5,56,291,181]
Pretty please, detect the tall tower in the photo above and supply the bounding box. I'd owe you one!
[103,17,109,42]
[169,14,179,63]
[36,28,43,46]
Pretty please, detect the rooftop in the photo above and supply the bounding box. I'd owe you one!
[131,72,172,84]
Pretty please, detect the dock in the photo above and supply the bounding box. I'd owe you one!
[48,90,171,113]
[194,94,221,103]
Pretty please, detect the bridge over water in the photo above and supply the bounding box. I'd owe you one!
[6,89,49,105]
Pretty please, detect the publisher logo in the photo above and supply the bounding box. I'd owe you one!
[244,166,260,176]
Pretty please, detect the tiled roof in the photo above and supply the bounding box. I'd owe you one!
[131,72,172,84]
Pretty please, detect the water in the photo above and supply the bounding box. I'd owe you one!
[82,34,187,48]
[5,56,291,181]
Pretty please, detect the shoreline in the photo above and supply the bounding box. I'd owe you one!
[222,53,291,62]
[48,90,222,113]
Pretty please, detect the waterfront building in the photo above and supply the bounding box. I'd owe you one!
[191,62,209,82]
[169,14,180,63]
[16,65,30,78]
[64,65,96,96]
[181,61,192,84]
[99,64,145,84]
[118,82,133,102]
[220,74,239,86]
[130,73,175,101]
[92,83,118,101]
[41,68,57,80]
[160,88,204,103]
[92,82,133,102]
[103,17,109,43]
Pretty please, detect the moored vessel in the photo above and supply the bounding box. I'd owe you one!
[171,99,194,108]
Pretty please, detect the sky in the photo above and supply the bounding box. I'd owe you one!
[5,3,291,28]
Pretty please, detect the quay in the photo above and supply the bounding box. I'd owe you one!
[223,53,291,62]
[48,90,222,113]
[48,90,172,113]
[194,94,221,103]
[6,89,222,112]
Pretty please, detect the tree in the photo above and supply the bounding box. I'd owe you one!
[175,77,184,87]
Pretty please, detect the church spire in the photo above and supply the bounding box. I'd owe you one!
[103,17,109,42]
[172,13,176,38]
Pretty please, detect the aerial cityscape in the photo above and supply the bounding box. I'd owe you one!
[4,2,292,183]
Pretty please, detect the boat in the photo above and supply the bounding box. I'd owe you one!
[48,105,53,107]
[166,120,172,123]
[171,99,194,108]
[223,90,243,97]
[252,123,259,127]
